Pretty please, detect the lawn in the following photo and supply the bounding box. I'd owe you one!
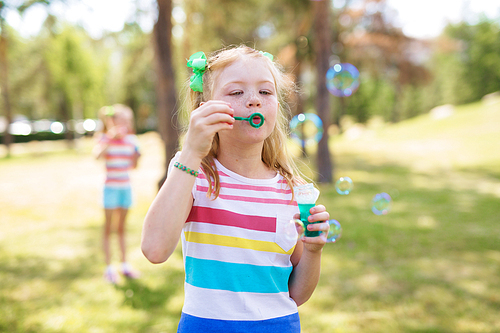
[1,98,499,332]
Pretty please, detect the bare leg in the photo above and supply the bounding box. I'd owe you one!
[117,208,129,263]
[103,208,114,266]
[117,208,139,278]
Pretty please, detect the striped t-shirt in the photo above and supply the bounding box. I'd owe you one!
[101,134,139,188]
[169,153,301,333]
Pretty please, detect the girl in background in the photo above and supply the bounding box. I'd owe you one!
[94,104,141,284]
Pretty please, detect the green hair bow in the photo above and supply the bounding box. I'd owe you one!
[259,51,274,61]
[187,51,207,92]
[105,106,115,116]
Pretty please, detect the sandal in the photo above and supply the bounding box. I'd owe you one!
[104,266,119,284]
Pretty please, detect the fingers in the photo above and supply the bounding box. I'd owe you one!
[307,204,330,223]
[183,101,235,159]
[308,204,326,215]
[196,100,234,119]
[300,221,330,249]
[298,204,331,250]
[190,101,234,130]
[305,221,330,233]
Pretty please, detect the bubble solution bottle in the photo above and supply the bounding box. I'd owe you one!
[293,183,320,237]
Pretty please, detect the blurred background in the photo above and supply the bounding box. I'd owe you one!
[1,0,499,151]
[1,0,499,332]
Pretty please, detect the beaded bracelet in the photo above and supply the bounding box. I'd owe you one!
[174,161,199,177]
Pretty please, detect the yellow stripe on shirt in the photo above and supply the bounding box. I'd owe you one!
[185,231,295,255]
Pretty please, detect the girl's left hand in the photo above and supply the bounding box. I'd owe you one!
[293,204,330,252]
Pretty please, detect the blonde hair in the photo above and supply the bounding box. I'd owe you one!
[185,45,306,199]
[98,104,135,134]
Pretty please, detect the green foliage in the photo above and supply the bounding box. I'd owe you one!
[43,25,106,119]
[3,0,500,137]
[344,17,500,125]
[15,0,52,13]
[2,13,155,131]
[180,0,266,54]
[1,25,44,118]
[399,84,426,120]
[438,19,500,104]
[116,23,156,131]
[344,75,396,123]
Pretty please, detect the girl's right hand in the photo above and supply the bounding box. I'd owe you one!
[107,125,128,139]
[183,100,235,160]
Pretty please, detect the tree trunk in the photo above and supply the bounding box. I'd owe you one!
[313,0,333,183]
[154,0,179,188]
[391,82,402,123]
[0,17,12,157]
[290,57,308,158]
[337,96,346,132]
[59,95,75,148]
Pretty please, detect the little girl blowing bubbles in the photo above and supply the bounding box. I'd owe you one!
[141,46,331,332]
[94,104,141,284]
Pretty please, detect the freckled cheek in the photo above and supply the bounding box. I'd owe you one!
[230,100,246,110]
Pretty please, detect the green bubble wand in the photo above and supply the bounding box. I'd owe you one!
[233,112,265,128]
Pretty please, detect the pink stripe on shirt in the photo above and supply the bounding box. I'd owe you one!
[197,174,292,194]
[220,182,291,194]
[196,185,293,205]
[186,206,276,232]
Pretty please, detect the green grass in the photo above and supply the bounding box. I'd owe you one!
[1,99,500,332]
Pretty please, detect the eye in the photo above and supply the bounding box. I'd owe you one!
[260,90,272,95]
[229,91,243,96]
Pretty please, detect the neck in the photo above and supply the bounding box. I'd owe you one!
[217,142,275,179]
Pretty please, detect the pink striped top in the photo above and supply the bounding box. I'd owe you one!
[168,152,301,326]
[101,134,139,188]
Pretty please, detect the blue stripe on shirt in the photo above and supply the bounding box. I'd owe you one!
[185,256,292,293]
[177,312,300,333]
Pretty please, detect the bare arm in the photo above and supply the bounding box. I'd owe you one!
[141,101,234,264]
[141,150,200,263]
[92,139,109,159]
[288,205,330,306]
[131,150,141,169]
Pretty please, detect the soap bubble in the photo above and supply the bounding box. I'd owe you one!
[292,219,342,243]
[326,63,360,97]
[297,36,308,48]
[324,220,342,243]
[292,219,320,239]
[282,219,299,240]
[371,192,391,215]
[294,219,305,239]
[335,176,353,195]
[290,113,324,146]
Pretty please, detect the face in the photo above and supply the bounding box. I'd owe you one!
[107,112,131,138]
[212,56,279,145]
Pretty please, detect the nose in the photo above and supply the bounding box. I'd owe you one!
[246,92,261,108]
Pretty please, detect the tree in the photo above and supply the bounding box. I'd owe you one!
[43,25,106,144]
[0,0,52,156]
[312,0,333,183]
[155,0,179,187]
[0,11,12,153]
[339,0,431,122]
[118,23,156,133]
[443,19,500,104]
